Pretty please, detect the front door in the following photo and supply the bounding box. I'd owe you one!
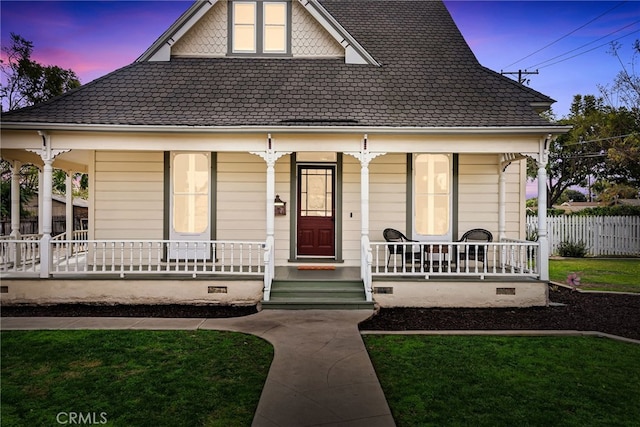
[297,165,335,257]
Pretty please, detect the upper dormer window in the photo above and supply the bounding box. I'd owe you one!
[231,1,290,55]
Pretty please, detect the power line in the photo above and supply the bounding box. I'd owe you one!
[535,29,640,70]
[503,1,628,69]
[525,20,640,70]
[563,133,637,146]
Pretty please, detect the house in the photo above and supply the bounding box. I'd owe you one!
[0,0,570,308]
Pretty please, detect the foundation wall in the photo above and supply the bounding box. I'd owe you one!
[0,279,263,306]
[372,280,548,308]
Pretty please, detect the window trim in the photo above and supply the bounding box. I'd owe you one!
[411,153,454,242]
[228,0,292,57]
[164,151,217,242]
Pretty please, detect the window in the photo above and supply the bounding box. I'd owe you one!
[414,154,452,239]
[231,1,289,54]
[233,2,256,52]
[172,153,210,234]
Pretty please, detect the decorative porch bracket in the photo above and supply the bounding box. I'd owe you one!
[250,135,291,300]
[345,135,386,301]
[27,132,70,278]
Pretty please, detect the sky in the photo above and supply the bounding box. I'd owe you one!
[2,0,639,117]
[1,0,639,116]
[1,0,639,197]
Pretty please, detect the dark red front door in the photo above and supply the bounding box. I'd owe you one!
[297,166,335,257]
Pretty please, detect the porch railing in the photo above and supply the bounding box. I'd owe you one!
[370,239,539,279]
[50,240,266,277]
[0,237,41,274]
[1,238,266,277]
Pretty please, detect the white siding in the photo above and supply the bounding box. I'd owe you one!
[217,153,266,241]
[274,155,291,264]
[93,151,164,240]
[369,154,407,241]
[342,155,361,265]
[457,154,522,239]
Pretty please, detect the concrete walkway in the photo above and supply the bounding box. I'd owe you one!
[1,310,396,427]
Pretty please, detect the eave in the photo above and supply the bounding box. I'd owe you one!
[0,122,572,136]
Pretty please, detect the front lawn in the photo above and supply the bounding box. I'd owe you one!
[1,330,273,427]
[365,335,640,427]
[549,258,640,293]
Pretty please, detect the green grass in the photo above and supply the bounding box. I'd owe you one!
[1,330,273,427]
[365,335,640,427]
[549,258,640,292]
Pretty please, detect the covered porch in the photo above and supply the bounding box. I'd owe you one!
[1,130,554,308]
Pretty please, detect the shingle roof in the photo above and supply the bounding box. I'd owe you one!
[1,0,556,128]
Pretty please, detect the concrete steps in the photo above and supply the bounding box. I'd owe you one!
[262,280,374,310]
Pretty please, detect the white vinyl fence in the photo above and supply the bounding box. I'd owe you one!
[527,216,640,256]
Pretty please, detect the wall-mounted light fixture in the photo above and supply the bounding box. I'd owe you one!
[274,195,286,216]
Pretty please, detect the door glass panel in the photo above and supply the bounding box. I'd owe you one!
[300,168,333,217]
[173,153,209,233]
[415,154,450,236]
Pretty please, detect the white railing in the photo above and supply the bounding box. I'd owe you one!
[362,235,373,301]
[527,215,640,256]
[0,238,41,274]
[370,240,538,279]
[262,237,275,301]
[49,240,266,277]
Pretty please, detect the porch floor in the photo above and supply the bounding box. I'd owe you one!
[274,266,360,280]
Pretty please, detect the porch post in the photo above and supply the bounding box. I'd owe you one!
[40,157,54,278]
[29,131,69,278]
[346,137,385,300]
[498,165,507,241]
[38,169,44,234]
[251,137,290,290]
[65,171,74,240]
[10,160,21,239]
[536,137,550,281]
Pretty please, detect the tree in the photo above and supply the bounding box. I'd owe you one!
[0,161,38,219]
[1,34,83,220]
[529,94,640,207]
[528,95,606,208]
[557,189,587,204]
[1,33,80,112]
[599,40,640,113]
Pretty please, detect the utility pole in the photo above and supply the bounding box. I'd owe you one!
[500,69,539,85]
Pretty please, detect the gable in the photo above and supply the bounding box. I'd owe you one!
[143,0,372,63]
[2,0,563,130]
[172,1,343,58]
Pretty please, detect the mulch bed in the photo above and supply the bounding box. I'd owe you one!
[2,286,639,341]
[1,304,258,319]
[359,286,640,341]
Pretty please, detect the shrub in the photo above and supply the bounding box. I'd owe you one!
[574,205,640,216]
[557,240,588,257]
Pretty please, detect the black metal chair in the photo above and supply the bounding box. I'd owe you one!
[383,228,418,268]
[456,228,493,267]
